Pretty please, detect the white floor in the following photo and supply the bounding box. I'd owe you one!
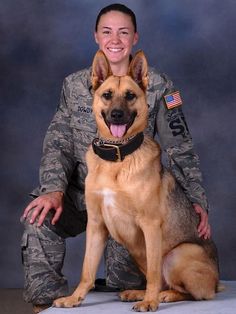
[43,281,236,314]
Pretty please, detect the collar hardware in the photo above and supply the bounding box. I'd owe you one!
[92,132,144,162]
[103,143,122,162]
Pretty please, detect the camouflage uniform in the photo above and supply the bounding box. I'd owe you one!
[21,66,209,304]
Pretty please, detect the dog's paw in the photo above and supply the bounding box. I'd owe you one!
[132,300,159,312]
[53,295,83,308]
[159,290,175,303]
[159,290,191,303]
[119,290,145,302]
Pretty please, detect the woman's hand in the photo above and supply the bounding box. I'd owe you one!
[193,203,211,240]
[22,191,64,227]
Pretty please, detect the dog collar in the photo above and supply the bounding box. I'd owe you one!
[92,132,144,162]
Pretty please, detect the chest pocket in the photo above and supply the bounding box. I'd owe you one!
[70,97,97,133]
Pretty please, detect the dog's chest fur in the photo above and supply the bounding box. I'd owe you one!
[95,187,141,245]
[85,137,164,249]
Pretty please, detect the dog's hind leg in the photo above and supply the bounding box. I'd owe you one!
[162,243,218,302]
[181,266,217,300]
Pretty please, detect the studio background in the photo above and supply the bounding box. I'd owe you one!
[1,0,235,288]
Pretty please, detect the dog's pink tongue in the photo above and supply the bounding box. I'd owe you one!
[110,124,127,138]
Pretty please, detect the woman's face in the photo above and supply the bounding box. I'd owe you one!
[94,11,138,71]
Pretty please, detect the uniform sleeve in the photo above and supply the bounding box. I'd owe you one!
[38,77,76,195]
[156,75,209,212]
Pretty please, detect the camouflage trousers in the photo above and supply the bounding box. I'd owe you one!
[21,193,145,305]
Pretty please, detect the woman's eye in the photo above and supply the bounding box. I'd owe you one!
[125,91,136,101]
[119,29,129,36]
[102,91,112,100]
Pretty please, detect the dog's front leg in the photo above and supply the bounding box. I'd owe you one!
[53,213,108,308]
[133,218,162,312]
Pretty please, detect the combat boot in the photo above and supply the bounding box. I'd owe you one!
[32,304,51,313]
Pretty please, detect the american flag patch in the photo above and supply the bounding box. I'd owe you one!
[164,91,182,109]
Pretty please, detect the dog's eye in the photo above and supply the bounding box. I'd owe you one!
[125,91,136,101]
[102,91,112,100]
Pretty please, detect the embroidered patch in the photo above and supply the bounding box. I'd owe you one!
[164,91,182,109]
[166,108,190,138]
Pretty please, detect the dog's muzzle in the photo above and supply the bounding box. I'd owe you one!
[102,110,137,138]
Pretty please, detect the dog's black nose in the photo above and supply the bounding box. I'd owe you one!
[111,109,124,121]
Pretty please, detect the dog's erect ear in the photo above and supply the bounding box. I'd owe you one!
[91,50,112,90]
[128,50,148,91]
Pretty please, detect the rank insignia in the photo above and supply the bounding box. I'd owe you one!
[164,91,182,109]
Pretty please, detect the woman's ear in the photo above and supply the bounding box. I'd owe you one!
[133,32,139,46]
[94,32,99,45]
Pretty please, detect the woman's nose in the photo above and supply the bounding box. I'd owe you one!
[110,33,120,43]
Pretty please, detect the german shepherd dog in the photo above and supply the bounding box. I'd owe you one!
[54,50,220,311]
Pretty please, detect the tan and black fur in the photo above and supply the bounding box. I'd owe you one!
[54,50,220,312]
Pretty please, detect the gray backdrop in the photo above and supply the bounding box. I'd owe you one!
[1,0,235,288]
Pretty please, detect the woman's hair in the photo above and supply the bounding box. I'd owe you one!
[95,3,137,32]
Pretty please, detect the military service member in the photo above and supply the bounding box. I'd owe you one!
[21,4,211,313]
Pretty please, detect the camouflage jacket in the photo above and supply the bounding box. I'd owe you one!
[31,67,209,212]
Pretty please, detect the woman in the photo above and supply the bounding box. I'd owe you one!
[21,4,210,313]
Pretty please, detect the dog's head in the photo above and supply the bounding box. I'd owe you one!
[91,50,149,140]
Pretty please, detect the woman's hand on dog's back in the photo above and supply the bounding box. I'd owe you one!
[22,191,64,227]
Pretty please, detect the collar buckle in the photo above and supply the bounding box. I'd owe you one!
[103,143,122,162]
